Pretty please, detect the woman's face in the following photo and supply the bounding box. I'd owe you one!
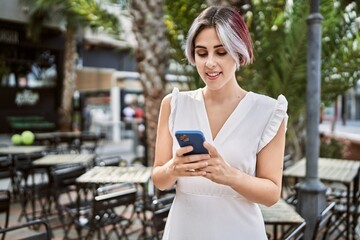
[194,27,237,90]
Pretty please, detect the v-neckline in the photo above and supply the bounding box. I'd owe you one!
[198,88,252,142]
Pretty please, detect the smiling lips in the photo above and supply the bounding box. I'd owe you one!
[206,72,221,79]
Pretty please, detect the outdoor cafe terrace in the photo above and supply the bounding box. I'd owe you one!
[0,128,358,240]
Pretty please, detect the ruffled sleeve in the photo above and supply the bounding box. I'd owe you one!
[257,95,288,153]
[168,87,179,134]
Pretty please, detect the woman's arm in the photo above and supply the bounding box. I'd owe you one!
[152,94,210,191]
[203,120,286,206]
[152,95,177,190]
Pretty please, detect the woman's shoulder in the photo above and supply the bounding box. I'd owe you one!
[167,87,202,102]
[249,91,288,109]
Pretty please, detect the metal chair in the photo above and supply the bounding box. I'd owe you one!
[282,155,298,205]
[136,190,175,240]
[149,194,174,239]
[0,155,11,240]
[12,153,50,222]
[50,164,90,238]
[79,132,103,153]
[0,190,10,240]
[94,155,125,167]
[75,183,138,239]
[282,221,306,240]
[0,219,51,240]
[312,201,336,240]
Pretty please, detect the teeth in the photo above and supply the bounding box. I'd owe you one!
[207,72,219,77]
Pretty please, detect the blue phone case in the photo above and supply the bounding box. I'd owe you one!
[175,130,208,155]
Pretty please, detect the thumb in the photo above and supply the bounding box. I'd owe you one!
[203,142,218,157]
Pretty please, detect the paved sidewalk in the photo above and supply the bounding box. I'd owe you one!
[319,120,360,142]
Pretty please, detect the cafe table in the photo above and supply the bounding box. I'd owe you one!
[283,157,360,240]
[76,166,152,187]
[75,166,153,233]
[32,154,95,168]
[0,145,47,199]
[260,199,305,239]
[21,154,95,219]
[0,146,46,155]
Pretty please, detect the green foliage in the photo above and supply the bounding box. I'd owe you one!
[319,136,344,159]
[240,1,309,158]
[165,0,359,159]
[22,0,120,40]
[321,1,359,105]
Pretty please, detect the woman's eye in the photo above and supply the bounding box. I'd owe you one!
[196,52,207,57]
[217,51,227,56]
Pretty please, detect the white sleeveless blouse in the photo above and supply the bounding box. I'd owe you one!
[162,88,288,240]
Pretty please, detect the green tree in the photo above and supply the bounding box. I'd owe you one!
[22,0,119,131]
[241,1,308,160]
[165,0,359,160]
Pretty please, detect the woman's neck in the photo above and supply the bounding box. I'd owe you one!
[203,83,246,104]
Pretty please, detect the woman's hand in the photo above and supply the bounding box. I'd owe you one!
[202,142,239,185]
[167,145,210,177]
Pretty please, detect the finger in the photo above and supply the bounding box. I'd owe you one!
[187,170,206,176]
[203,142,218,157]
[185,154,210,164]
[176,146,193,157]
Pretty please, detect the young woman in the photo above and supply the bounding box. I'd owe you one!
[152,5,288,239]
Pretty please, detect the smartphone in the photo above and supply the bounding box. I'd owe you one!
[175,130,208,156]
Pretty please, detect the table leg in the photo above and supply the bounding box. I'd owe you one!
[273,224,277,240]
[346,184,350,240]
[352,171,359,240]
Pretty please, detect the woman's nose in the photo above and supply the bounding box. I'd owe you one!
[205,56,216,68]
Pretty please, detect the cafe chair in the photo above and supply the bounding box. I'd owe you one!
[136,191,175,240]
[282,155,298,205]
[0,219,51,240]
[148,194,174,240]
[50,164,90,238]
[79,132,103,153]
[312,201,336,240]
[75,183,138,240]
[0,156,12,240]
[0,155,12,189]
[0,190,10,240]
[327,194,355,238]
[282,221,306,240]
[12,153,50,222]
[94,155,125,167]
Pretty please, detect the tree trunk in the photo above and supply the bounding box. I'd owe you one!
[59,29,77,132]
[129,0,169,166]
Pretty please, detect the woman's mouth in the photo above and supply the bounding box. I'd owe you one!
[206,72,221,79]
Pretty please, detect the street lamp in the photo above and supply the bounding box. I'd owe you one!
[296,0,327,239]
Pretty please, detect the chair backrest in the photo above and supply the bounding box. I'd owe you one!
[95,155,123,167]
[151,194,175,239]
[94,184,137,213]
[0,219,51,240]
[312,201,336,240]
[51,164,87,190]
[283,222,306,240]
[13,152,44,170]
[0,190,10,239]
[0,156,12,179]
[283,154,294,169]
